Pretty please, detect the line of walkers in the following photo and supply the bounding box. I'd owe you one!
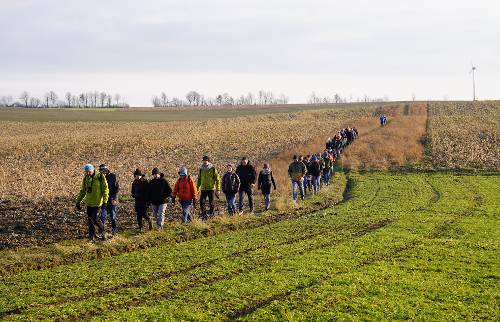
[288,126,358,202]
[75,126,357,241]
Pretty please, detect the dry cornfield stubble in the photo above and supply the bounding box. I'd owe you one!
[0,105,380,247]
[428,101,500,169]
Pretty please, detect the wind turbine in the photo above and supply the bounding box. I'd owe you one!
[470,63,477,101]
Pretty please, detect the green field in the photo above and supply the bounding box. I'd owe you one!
[0,104,373,122]
[1,171,498,321]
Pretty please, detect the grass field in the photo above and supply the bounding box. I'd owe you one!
[0,171,498,320]
[0,101,498,320]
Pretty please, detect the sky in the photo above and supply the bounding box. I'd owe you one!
[1,0,499,106]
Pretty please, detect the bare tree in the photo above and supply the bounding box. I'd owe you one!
[20,91,30,108]
[160,92,168,107]
[29,97,41,108]
[0,96,13,107]
[152,95,161,107]
[65,92,73,108]
[114,94,121,107]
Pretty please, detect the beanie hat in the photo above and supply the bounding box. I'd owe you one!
[202,156,210,162]
[134,168,143,176]
[84,164,94,172]
[152,167,160,175]
[263,163,269,168]
[311,155,318,161]
[178,166,187,176]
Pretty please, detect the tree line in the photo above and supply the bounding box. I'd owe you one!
[0,91,129,108]
[151,90,289,107]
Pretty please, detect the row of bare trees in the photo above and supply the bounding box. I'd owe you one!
[151,90,289,107]
[0,91,128,108]
[308,92,390,104]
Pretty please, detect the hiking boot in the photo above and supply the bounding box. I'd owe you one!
[100,233,107,241]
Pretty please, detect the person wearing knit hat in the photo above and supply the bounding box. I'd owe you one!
[76,163,109,241]
[131,168,152,231]
[257,163,277,211]
[148,167,172,230]
[172,166,198,223]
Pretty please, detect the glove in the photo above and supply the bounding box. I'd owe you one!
[76,202,82,211]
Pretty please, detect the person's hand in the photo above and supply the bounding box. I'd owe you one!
[251,183,256,189]
[215,191,220,199]
[111,199,118,206]
[76,202,82,211]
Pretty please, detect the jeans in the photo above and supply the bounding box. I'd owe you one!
[87,206,105,239]
[100,204,118,233]
[135,203,152,230]
[238,187,254,212]
[264,193,271,210]
[200,190,214,219]
[225,192,237,214]
[180,200,193,223]
[323,170,331,185]
[291,179,305,201]
[151,204,167,228]
[312,176,321,194]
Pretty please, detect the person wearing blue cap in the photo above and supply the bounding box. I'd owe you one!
[76,164,109,241]
[308,154,321,195]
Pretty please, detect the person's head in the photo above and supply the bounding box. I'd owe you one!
[134,168,143,180]
[226,163,234,172]
[311,155,318,162]
[98,164,109,175]
[263,163,269,169]
[84,164,94,176]
[178,166,187,177]
[240,157,248,166]
[202,155,210,166]
[293,155,298,161]
[152,167,160,178]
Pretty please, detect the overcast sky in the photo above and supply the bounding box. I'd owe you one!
[1,0,499,106]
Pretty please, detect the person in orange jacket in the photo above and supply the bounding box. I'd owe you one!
[172,166,198,223]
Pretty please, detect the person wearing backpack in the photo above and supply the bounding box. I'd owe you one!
[172,167,197,223]
[221,163,240,215]
[236,157,257,215]
[76,164,109,241]
[131,168,152,231]
[288,155,307,202]
[98,164,120,236]
[257,163,277,211]
[148,167,172,230]
[197,156,221,220]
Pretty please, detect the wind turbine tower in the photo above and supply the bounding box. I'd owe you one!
[471,65,477,101]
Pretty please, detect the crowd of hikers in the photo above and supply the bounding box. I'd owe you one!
[75,127,358,241]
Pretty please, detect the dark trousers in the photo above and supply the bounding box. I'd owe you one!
[238,187,254,212]
[200,190,215,219]
[135,203,152,230]
[87,206,105,239]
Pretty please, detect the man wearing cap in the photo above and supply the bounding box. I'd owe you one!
[148,167,172,230]
[98,164,120,235]
[236,157,257,215]
[172,166,197,223]
[196,156,221,220]
[76,164,109,241]
[131,168,152,231]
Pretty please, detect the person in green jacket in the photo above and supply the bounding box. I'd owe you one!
[76,164,109,241]
[288,155,307,202]
[196,156,221,220]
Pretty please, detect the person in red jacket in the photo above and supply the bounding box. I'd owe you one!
[172,166,198,223]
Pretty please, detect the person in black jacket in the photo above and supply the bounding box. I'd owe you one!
[221,164,240,215]
[148,167,172,230]
[308,155,322,195]
[257,163,277,211]
[131,169,152,231]
[236,157,257,214]
[98,164,120,235]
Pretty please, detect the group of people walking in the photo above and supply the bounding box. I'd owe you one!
[287,126,358,202]
[75,126,358,241]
